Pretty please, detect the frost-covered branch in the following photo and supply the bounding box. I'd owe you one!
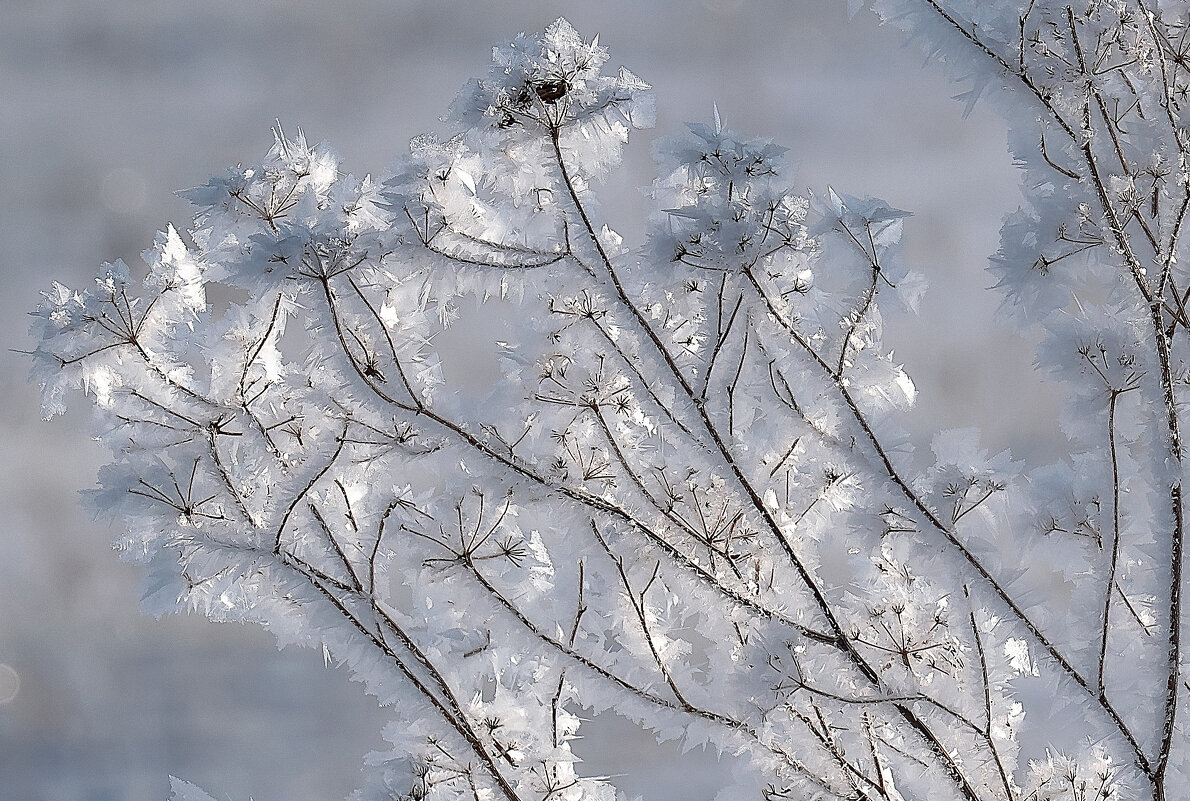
[29,10,1190,801]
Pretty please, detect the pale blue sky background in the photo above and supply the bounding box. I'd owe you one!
[0,2,1047,799]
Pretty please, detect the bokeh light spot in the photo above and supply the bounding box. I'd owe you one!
[0,664,20,704]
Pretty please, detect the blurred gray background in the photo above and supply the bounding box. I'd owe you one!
[0,2,1052,800]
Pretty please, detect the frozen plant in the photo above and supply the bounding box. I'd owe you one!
[27,6,1190,800]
